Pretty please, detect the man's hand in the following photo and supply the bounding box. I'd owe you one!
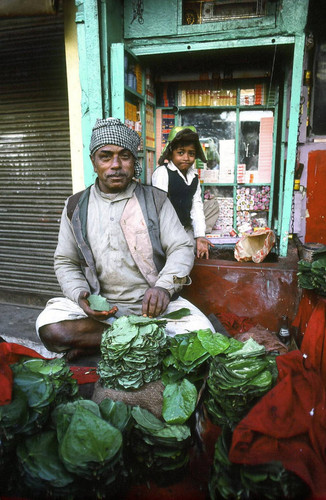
[78,291,118,321]
[196,237,214,259]
[142,286,170,318]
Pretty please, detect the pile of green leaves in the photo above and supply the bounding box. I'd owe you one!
[162,328,231,385]
[98,314,168,390]
[160,329,237,427]
[53,400,124,482]
[206,337,278,428]
[17,430,76,494]
[297,257,326,295]
[209,427,310,500]
[16,398,130,498]
[0,358,78,470]
[129,406,192,479]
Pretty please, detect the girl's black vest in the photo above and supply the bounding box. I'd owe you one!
[166,166,198,228]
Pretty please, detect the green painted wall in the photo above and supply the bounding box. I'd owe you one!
[124,0,308,46]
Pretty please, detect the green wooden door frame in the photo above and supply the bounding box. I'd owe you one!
[279,34,305,256]
[110,43,125,121]
[75,0,103,187]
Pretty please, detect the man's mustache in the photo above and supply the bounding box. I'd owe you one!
[106,172,128,178]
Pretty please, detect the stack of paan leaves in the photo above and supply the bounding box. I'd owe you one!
[206,337,278,429]
[162,328,231,385]
[297,256,326,295]
[99,397,133,434]
[129,406,192,480]
[98,314,168,390]
[209,426,310,500]
[53,400,124,483]
[16,399,128,499]
[16,430,76,496]
[0,358,78,470]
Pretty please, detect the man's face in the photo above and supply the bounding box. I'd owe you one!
[91,144,135,194]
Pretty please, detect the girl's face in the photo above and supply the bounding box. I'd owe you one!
[171,143,196,174]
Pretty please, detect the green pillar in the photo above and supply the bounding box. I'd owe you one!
[110,43,125,121]
[279,34,305,256]
[75,0,103,187]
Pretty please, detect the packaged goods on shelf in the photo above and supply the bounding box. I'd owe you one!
[156,83,176,107]
[237,164,246,183]
[125,101,138,130]
[161,112,175,147]
[211,197,234,237]
[254,83,266,105]
[240,88,255,106]
[219,139,235,183]
[135,63,143,94]
[236,186,270,232]
[200,169,219,183]
[145,68,155,104]
[145,104,155,149]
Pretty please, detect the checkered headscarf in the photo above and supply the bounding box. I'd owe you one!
[89,118,142,178]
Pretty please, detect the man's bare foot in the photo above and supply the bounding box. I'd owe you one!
[65,348,97,362]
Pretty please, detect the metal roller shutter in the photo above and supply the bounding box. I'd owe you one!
[0,14,72,305]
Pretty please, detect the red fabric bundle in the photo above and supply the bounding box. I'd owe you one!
[0,342,46,405]
[293,290,326,385]
[229,349,326,497]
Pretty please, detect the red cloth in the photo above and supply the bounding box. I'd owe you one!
[69,365,99,384]
[216,311,256,336]
[0,342,46,405]
[292,290,320,335]
[293,290,326,385]
[229,350,326,497]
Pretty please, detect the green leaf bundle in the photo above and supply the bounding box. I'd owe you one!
[162,329,231,385]
[206,338,278,428]
[17,430,75,491]
[56,402,123,482]
[130,406,192,474]
[297,257,326,295]
[98,315,168,390]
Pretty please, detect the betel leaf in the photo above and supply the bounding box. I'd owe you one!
[131,406,165,432]
[52,400,101,442]
[178,334,207,364]
[162,379,197,424]
[197,329,230,356]
[88,294,113,311]
[12,368,54,409]
[0,387,29,431]
[99,398,132,432]
[22,358,66,377]
[162,308,191,320]
[17,430,74,488]
[128,314,166,325]
[58,406,122,475]
[150,423,191,441]
[226,337,266,359]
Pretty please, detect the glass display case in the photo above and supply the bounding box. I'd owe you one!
[157,80,278,242]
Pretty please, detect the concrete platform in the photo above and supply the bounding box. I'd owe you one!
[0,302,58,357]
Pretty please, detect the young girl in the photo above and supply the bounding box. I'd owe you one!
[152,126,213,259]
